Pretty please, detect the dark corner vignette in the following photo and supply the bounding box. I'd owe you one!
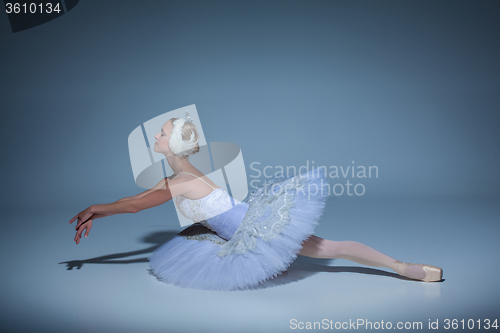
[4,0,79,33]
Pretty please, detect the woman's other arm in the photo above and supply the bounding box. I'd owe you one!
[114,175,174,202]
[90,181,168,215]
[127,176,186,213]
[106,175,172,204]
[70,176,184,244]
[92,176,186,215]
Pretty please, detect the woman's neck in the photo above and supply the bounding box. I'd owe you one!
[166,154,190,175]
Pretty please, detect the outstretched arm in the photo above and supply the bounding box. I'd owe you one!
[92,183,172,215]
[70,176,184,244]
[91,177,173,215]
[70,189,170,245]
[128,186,173,214]
[90,178,171,216]
[127,174,194,213]
[71,196,147,223]
[114,175,174,202]
[90,200,136,215]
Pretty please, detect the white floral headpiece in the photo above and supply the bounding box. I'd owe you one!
[169,110,199,157]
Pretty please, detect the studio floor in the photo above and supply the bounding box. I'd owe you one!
[2,193,499,332]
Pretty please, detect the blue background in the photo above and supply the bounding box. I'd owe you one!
[1,1,499,332]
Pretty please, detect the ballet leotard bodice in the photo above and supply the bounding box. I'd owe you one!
[173,172,249,240]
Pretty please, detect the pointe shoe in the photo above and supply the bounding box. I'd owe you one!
[393,260,443,282]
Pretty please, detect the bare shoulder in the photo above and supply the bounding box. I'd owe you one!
[158,174,179,189]
[178,169,219,188]
[166,176,191,199]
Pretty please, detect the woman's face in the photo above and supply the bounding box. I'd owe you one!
[154,119,174,154]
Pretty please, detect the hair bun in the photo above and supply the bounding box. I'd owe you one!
[169,118,200,158]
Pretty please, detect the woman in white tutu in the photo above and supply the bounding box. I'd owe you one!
[69,112,443,291]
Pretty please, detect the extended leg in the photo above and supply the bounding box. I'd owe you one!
[298,235,442,281]
[298,235,397,269]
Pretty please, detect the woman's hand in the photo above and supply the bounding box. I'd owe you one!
[73,219,93,244]
[69,196,134,244]
[70,212,111,244]
[69,206,96,244]
[69,206,94,229]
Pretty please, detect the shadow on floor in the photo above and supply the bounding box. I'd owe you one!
[59,230,444,290]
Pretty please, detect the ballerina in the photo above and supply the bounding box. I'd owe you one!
[69,112,443,291]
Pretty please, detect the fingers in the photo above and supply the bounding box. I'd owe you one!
[75,218,83,230]
[81,212,92,224]
[75,215,89,231]
[69,214,78,224]
[75,211,94,230]
[84,221,92,239]
[69,207,91,225]
[74,225,83,244]
[75,227,83,244]
[74,220,92,245]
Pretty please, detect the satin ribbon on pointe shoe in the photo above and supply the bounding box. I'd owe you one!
[393,260,443,282]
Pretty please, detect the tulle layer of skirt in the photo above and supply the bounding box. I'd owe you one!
[147,167,330,291]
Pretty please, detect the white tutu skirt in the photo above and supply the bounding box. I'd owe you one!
[147,167,330,291]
